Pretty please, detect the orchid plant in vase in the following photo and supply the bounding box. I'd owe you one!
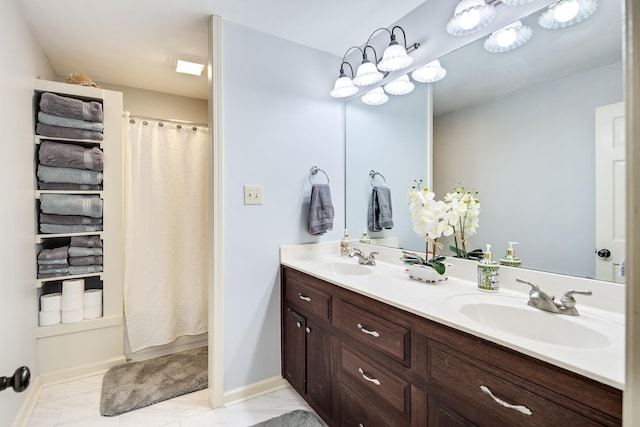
[403,180,453,280]
[445,183,482,260]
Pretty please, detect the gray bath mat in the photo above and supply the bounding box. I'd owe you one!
[100,346,208,416]
[250,409,323,427]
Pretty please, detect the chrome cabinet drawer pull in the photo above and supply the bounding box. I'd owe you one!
[357,323,380,338]
[480,385,532,415]
[358,368,381,386]
[298,293,311,302]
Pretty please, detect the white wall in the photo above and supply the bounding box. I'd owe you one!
[1,0,56,421]
[434,63,623,278]
[221,21,344,391]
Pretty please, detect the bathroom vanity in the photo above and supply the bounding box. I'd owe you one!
[280,243,623,426]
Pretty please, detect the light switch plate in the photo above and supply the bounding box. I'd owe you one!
[244,185,263,205]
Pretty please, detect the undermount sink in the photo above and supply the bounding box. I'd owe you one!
[446,293,615,349]
[311,259,374,276]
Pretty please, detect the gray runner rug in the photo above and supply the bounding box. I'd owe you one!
[100,346,208,417]
[249,409,324,427]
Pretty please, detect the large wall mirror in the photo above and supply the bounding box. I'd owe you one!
[345,0,624,282]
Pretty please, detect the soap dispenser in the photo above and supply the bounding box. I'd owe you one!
[340,229,351,257]
[478,244,500,292]
[359,229,371,244]
[500,242,522,267]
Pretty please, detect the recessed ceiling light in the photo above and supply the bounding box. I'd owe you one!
[176,59,205,76]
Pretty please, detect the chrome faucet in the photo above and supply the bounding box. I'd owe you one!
[516,279,592,316]
[349,248,378,266]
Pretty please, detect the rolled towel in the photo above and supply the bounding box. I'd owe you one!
[38,165,103,185]
[40,194,103,218]
[38,245,69,261]
[308,184,335,236]
[70,235,103,248]
[38,182,102,191]
[36,123,103,141]
[39,92,103,123]
[38,111,104,132]
[69,265,103,275]
[368,185,394,232]
[40,224,103,234]
[40,213,102,226]
[39,140,104,171]
[69,255,103,266]
[68,246,103,257]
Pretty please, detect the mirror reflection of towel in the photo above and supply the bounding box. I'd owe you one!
[308,184,334,235]
[368,185,393,232]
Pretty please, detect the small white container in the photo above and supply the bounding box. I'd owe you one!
[39,310,61,326]
[83,305,103,320]
[407,264,449,283]
[61,308,84,324]
[83,289,103,307]
[40,292,62,312]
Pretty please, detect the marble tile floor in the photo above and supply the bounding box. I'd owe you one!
[27,372,324,426]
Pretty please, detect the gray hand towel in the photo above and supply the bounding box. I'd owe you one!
[39,92,103,123]
[69,265,103,275]
[70,235,103,248]
[37,245,69,260]
[40,223,103,234]
[38,268,69,279]
[39,140,104,171]
[38,181,102,191]
[68,246,103,257]
[38,258,69,266]
[38,111,104,132]
[40,194,103,218]
[38,165,103,185]
[40,213,102,226]
[368,185,394,232]
[69,255,103,266]
[308,184,335,236]
[36,123,104,141]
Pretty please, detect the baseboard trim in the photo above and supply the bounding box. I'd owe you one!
[38,355,126,385]
[12,375,42,427]
[223,375,288,407]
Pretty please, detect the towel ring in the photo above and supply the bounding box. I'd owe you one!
[309,166,330,185]
[369,170,386,187]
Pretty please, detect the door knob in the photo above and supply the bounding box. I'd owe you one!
[0,366,30,393]
[596,249,611,258]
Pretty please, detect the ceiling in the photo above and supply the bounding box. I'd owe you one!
[17,0,428,100]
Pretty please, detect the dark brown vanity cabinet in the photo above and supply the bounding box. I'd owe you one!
[281,265,623,427]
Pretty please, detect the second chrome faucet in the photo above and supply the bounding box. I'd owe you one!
[517,278,592,316]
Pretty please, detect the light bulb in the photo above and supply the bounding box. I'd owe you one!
[459,8,481,30]
[496,28,517,47]
[554,0,580,23]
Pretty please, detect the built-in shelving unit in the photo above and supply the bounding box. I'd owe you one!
[33,79,125,383]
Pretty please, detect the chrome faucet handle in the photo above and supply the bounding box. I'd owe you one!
[560,290,592,308]
[368,251,378,258]
[516,279,540,293]
[349,248,364,257]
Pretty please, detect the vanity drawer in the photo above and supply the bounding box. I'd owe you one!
[428,341,604,427]
[341,345,411,420]
[337,300,410,365]
[340,382,405,427]
[284,272,331,322]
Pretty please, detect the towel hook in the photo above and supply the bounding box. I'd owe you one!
[369,170,386,187]
[309,166,330,185]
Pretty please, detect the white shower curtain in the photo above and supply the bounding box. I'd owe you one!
[124,117,210,353]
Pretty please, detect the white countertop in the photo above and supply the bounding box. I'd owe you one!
[280,242,625,390]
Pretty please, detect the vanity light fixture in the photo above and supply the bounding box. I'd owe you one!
[484,20,533,53]
[411,60,447,83]
[384,74,415,95]
[538,0,598,29]
[376,26,415,72]
[330,61,359,98]
[353,45,384,87]
[175,59,205,76]
[361,87,389,106]
[446,0,496,36]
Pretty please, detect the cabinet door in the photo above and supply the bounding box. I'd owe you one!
[284,307,306,395]
[306,319,333,418]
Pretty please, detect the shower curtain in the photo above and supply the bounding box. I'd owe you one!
[124,117,210,353]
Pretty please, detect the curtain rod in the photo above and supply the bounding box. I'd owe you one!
[123,111,209,129]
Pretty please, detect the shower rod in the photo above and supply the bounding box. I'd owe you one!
[123,112,208,129]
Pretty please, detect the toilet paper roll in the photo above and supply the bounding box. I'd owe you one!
[61,308,84,324]
[61,293,83,311]
[62,279,85,295]
[83,304,102,320]
[39,310,61,326]
[83,289,103,307]
[40,292,62,312]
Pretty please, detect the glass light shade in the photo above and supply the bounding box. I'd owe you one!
[538,0,598,29]
[353,60,384,86]
[411,60,447,83]
[500,0,536,5]
[446,0,496,36]
[384,75,415,96]
[484,21,533,53]
[378,43,414,72]
[330,75,359,98]
[361,87,389,106]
